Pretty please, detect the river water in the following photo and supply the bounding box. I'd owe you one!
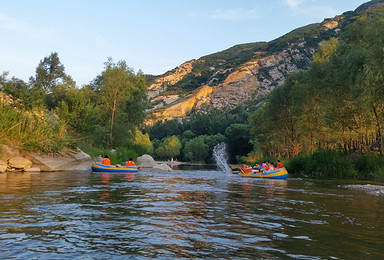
[0,170,383,259]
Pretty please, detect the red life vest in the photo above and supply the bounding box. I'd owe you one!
[277,162,283,169]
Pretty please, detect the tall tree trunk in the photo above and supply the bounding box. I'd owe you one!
[109,94,118,148]
[372,104,382,154]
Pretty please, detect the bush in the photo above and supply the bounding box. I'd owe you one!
[286,150,354,178]
[286,154,309,176]
[115,147,138,164]
[353,153,384,180]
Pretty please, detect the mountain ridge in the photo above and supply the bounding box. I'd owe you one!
[146,0,384,123]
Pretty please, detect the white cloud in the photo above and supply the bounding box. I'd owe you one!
[211,8,258,20]
[0,12,52,38]
[285,0,305,8]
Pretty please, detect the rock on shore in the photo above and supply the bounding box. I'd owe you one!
[344,184,384,196]
[0,144,92,172]
[137,154,172,172]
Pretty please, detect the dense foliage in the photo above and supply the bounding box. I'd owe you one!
[250,5,384,179]
[0,54,148,162]
[146,105,254,163]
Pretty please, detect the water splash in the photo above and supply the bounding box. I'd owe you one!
[213,142,232,174]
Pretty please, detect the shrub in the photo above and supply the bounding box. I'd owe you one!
[353,153,384,180]
[286,154,309,176]
[286,150,354,178]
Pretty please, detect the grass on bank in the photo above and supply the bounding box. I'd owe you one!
[0,102,70,154]
[285,150,384,182]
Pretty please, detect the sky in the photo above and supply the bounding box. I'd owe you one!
[0,0,370,86]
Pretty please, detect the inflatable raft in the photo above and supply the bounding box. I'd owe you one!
[91,162,138,173]
[238,168,288,179]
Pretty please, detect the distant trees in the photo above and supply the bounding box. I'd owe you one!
[183,137,209,162]
[148,106,255,163]
[155,135,182,160]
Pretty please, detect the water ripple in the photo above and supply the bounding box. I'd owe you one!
[0,171,383,259]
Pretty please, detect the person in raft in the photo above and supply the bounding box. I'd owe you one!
[124,158,135,166]
[102,155,111,165]
[265,161,276,172]
[277,160,284,169]
[240,163,253,173]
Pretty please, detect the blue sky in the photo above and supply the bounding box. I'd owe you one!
[0,0,369,86]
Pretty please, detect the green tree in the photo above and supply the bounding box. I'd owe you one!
[183,136,209,162]
[148,119,183,140]
[30,52,75,108]
[163,135,182,160]
[133,128,153,155]
[94,58,147,148]
[55,87,98,135]
[0,74,32,108]
[225,124,253,162]
[181,130,195,145]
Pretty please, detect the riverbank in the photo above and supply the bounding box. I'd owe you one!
[344,184,384,196]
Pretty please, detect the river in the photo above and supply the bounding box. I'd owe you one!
[0,170,383,259]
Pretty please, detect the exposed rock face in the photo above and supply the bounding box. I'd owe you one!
[206,46,314,110]
[149,40,315,120]
[153,85,214,121]
[25,149,92,172]
[0,145,93,172]
[148,60,195,99]
[324,20,339,30]
[0,160,7,173]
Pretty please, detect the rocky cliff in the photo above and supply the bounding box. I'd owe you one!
[146,1,384,122]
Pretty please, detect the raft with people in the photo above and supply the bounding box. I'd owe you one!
[231,160,288,179]
[91,162,139,173]
[92,156,139,173]
[238,168,288,179]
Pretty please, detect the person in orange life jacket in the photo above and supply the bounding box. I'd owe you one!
[266,161,275,172]
[260,161,267,172]
[277,160,284,169]
[124,158,135,166]
[102,155,111,166]
[241,163,248,170]
[241,163,252,173]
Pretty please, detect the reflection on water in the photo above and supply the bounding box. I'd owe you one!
[0,171,383,259]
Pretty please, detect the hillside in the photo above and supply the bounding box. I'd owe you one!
[146,0,384,123]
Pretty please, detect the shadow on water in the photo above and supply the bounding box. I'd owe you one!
[171,163,217,171]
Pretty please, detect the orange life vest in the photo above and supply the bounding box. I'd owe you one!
[277,162,283,169]
[124,160,135,166]
[102,158,111,166]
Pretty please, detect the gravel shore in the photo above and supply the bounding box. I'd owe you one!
[344,184,384,196]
